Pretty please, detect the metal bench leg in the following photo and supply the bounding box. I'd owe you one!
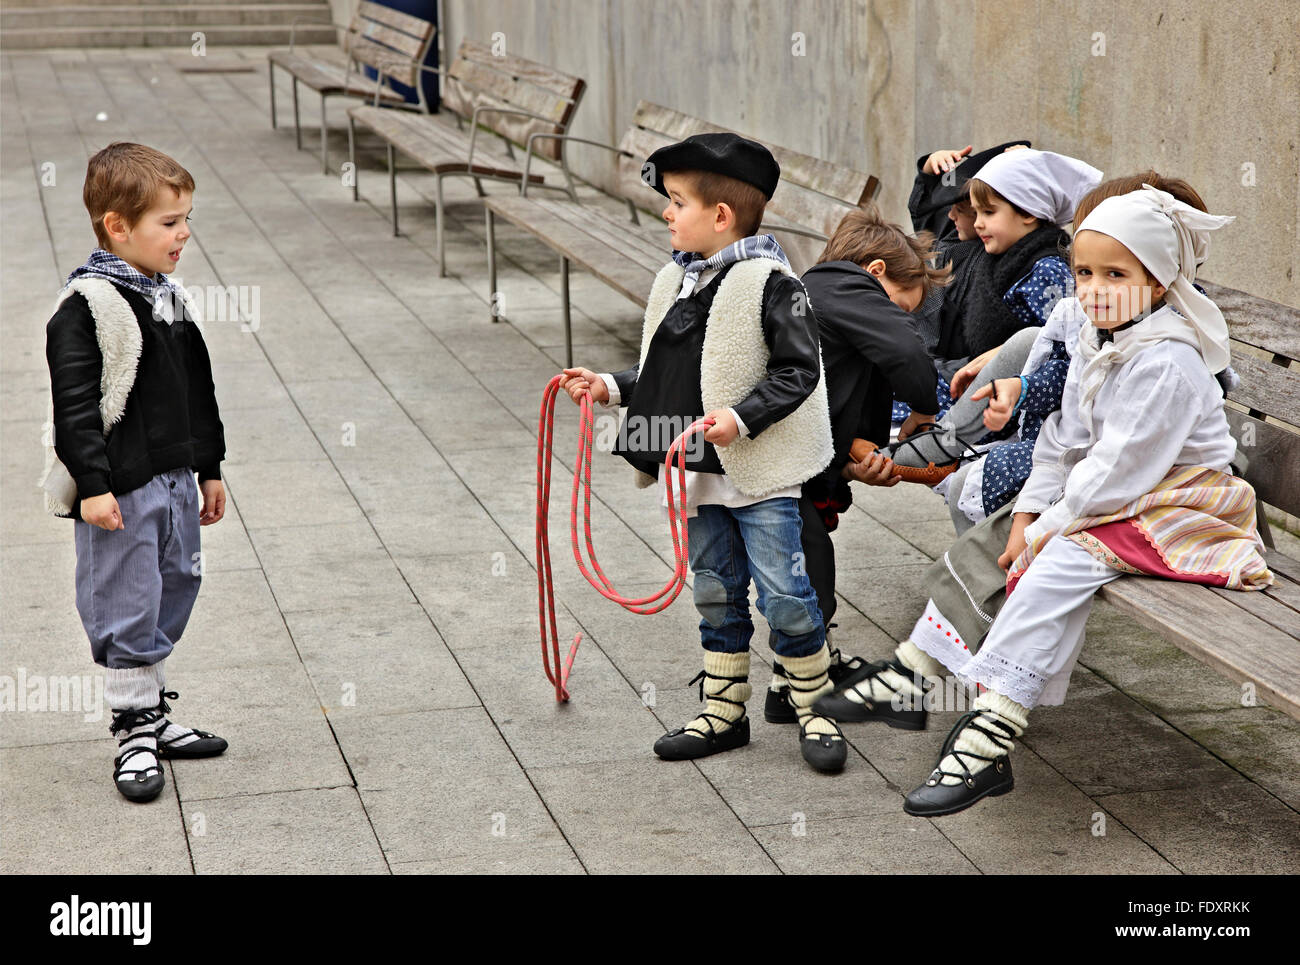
[486,207,498,323]
[561,256,572,367]
[347,115,358,201]
[291,76,301,150]
[387,142,398,236]
[268,63,277,128]
[435,174,446,278]
[320,95,329,174]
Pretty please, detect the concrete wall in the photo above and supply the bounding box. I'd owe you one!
[349,0,1299,307]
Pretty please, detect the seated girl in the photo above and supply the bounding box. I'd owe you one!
[900,185,1273,816]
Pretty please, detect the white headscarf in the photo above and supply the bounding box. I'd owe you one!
[974,149,1103,226]
[1076,186,1235,374]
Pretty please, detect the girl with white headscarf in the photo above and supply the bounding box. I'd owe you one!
[898,186,1273,819]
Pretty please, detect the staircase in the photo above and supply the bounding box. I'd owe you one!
[0,0,339,49]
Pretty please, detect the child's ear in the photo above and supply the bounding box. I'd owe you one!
[714,201,734,232]
[102,211,129,243]
[863,258,886,278]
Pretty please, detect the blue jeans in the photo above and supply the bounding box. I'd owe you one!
[688,498,825,658]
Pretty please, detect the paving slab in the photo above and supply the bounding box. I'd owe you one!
[527,758,780,874]
[184,787,388,875]
[0,741,191,874]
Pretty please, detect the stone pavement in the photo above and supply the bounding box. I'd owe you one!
[1,46,1297,875]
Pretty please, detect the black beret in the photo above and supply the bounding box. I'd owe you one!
[643,132,780,200]
[928,139,1032,208]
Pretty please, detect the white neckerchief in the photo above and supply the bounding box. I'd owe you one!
[1074,303,1202,441]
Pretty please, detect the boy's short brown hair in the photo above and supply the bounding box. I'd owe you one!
[84,142,195,249]
[816,204,952,301]
[671,169,769,237]
[966,177,1033,220]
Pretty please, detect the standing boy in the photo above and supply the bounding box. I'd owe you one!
[43,142,228,803]
[559,133,845,772]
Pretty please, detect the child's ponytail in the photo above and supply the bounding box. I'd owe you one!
[817,203,952,300]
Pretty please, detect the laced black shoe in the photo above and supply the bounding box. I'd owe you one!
[765,636,866,724]
[153,689,228,759]
[109,707,166,803]
[654,666,751,761]
[903,710,1015,816]
[814,657,930,729]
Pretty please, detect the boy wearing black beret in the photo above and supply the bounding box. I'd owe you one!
[559,133,846,773]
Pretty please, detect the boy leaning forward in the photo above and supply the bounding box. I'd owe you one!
[559,134,845,772]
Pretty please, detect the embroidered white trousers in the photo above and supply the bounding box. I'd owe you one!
[912,536,1122,708]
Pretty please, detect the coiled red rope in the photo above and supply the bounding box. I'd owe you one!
[536,374,714,702]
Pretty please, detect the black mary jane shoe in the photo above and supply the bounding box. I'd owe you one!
[153,690,228,759]
[766,644,870,725]
[813,658,928,730]
[902,710,1015,817]
[110,708,166,804]
[653,716,750,761]
[798,715,847,773]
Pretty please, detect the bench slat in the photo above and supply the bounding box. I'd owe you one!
[349,36,420,87]
[448,60,573,124]
[1227,352,1300,428]
[1204,280,1300,360]
[357,1,435,43]
[455,39,586,100]
[1206,584,1300,641]
[352,22,425,61]
[349,107,540,181]
[533,199,666,270]
[632,100,876,206]
[267,53,407,103]
[1099,576,1300,720]
[486,196,656,308]
[1265,549,1300,586]
[1225,409,1300,519]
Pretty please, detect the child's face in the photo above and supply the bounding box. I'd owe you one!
[948,200,977,241]
[662,173,730,257]
[972,194,1037,255]
[1072,230,1168,328]
[104,188,192,277]
[864,260,924,312]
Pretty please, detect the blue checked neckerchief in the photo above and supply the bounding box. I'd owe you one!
[671,233,790,299]
[67,248,183,323]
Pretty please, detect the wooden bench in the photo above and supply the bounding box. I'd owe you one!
[1097,283,1300,720]
[267,1,437,175]
[346,40,587,277]
[481,100,881,365]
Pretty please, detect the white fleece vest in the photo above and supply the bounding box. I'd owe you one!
[632,259,833,497]
[40,276,202,516]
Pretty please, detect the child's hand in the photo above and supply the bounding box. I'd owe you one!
[842,452,901,487]
[199,479,226,526]
[949,347,998,398]
[923,145,973,176]
[971,377,1023,432]
[703,409,739,447]
[559,367,608,405]
[997,512,1038,570]
[80,492,124,531]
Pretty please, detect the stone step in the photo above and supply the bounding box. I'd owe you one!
[0,22,338,49]
[2,0,306,7]
[2,3,332,29]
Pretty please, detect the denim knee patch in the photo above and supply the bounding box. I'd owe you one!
[764,593,817,636]
[693,571,729,628]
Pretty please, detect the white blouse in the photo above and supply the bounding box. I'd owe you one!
[1015,331,1237,543]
